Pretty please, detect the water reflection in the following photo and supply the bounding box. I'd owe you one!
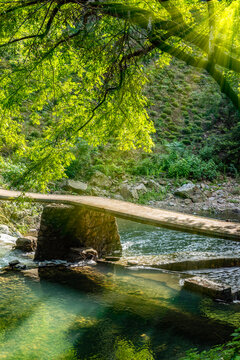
[0,266,237,360]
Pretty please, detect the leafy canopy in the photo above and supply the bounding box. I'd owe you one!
[0,0,240,189]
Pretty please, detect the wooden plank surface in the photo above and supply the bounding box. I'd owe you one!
[0,189,239,241]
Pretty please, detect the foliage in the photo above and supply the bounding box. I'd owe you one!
[0,0,240,188]
[130,142,219,181]
[181,328,240,360]
[0,156,26,185]
[138,189,168,204]
[210,122,240,170]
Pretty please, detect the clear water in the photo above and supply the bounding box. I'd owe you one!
[119,219,240,289]
[0,221,239,360]
[119,219,240,258]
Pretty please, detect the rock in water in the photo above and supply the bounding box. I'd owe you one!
[183,276,233,302]
[15,236,37,252]
[9,259,20,267]
[174,182,196,199]
[38,265,106,292]
[68,247,98,262]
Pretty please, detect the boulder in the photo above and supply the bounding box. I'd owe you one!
[112,194,124,201]
[68,247,98,262]
[205,190,212,198]
[89,171,112,189]
[134,183,148,194]
[183,276,233,302]
[147,179,161,191]
[119,184,138,200]
[15,236,37,252]
[0,211,9,225]
[66,179,88,194]
[90,186,101,196]
[174,182,196,199]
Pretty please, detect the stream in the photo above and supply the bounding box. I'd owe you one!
[0,220,239,359]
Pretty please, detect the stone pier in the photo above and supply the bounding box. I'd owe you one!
[34,204,122,261]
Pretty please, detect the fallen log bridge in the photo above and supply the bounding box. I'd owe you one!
[0,189,239,241]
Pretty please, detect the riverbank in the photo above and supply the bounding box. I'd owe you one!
[52,175,240,222]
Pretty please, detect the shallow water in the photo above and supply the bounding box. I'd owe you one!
[0,267,239,360]
[118,219,240,258]
[0,221,239,359]
[118,219,240,289]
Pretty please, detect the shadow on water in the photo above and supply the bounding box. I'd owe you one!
[0,265,238,360]
[39,264,237,360]
[0,219,239,359]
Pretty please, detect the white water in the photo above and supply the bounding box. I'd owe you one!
[118,219,240,290]
[0,230,35,269]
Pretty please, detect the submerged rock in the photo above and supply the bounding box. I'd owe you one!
[38,265,106,292]
[183,276,233,302]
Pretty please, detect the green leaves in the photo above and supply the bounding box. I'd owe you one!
[0,0,240,189]
[0,5,157,189]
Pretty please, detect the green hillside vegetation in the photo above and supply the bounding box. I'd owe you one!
[60,59,240,187]
[1,59,239,192]
[1,59,239,190]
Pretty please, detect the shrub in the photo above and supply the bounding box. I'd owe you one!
[151,142,219,181]
[161,113,168,119]
[149,110,158,117]
[163,107,172,115]
[0,157,27,184]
